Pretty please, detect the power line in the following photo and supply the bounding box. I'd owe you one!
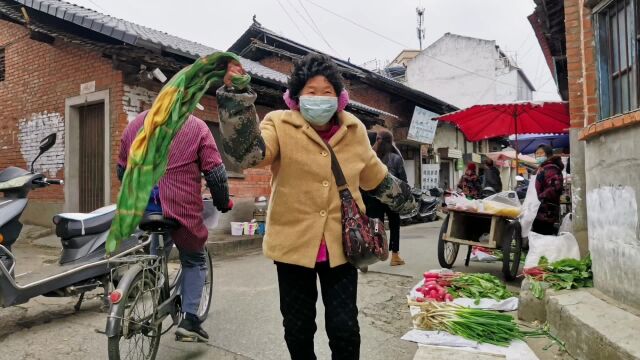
[296,0,342,57]
[276,0,312,43]
[84,0,108,13]
[304,0,559,95]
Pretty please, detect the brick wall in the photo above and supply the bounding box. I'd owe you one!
[0,19,125,205]
[259,55,294,75]
[565,0,598,129]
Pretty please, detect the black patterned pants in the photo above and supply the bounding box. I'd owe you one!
[275,261,360,360]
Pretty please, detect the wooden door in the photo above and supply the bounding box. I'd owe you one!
[78,103,105,212]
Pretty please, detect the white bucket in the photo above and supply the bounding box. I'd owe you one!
[230,222,244,236]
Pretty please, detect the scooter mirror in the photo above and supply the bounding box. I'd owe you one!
[39,133,57,153]
[31,133,57,172]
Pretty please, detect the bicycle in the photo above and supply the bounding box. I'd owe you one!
[104,213,213,360]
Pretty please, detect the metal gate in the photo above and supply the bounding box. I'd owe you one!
[78,103,105,212]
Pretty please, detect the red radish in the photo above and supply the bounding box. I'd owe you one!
[424,281,438,287]
[437,288,447,298]
[428,290,438,299]
[444,294,454,302]
[424,272,440,279]
[425,285,438,293]
[415,297,425,303]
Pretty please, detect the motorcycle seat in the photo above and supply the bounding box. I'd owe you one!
[139,213,179,233]
[53,206,116,239]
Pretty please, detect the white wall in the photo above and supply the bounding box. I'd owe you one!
[405,34,535,108]
[406,35,497,109]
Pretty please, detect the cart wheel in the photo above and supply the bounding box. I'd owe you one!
[502,221,523,281]
[437,214,459,268]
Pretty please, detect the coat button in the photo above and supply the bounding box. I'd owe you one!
[321,151,328,157]
[322,180,329,187]
[320,210,327,217]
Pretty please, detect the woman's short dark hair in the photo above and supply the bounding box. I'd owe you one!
[537,144,553,157]
[288,54,344,102]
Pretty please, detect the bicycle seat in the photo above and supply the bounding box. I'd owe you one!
[139,213,180,233]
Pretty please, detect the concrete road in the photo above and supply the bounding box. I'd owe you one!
[0,240,417,359]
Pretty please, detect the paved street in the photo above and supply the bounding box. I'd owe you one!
[0,220,560,360]
[0,225,431,360]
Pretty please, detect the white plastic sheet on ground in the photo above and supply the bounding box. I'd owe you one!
[409,270,519,311]
[470,246,499,262]
[401,330,539,360]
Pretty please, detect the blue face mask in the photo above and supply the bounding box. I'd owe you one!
[299,95,338,126]
[536,156,547,165]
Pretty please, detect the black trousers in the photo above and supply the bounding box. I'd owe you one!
[366,199,401,252]
[532,219,557,236]
[276,261,360,360]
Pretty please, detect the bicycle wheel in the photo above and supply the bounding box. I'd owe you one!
[107,271,161,360]
[437,215,459,268]
[196,249,213,322]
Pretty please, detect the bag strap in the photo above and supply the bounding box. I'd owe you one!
[325,145,348,189]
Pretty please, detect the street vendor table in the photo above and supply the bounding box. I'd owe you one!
[438,207,523,280]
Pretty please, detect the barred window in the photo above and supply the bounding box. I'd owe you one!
[594,0,638,119]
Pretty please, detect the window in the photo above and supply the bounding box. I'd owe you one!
[0,48,5,82]
[595,0,638,119]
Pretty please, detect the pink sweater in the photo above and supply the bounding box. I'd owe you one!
[315,124,340,262]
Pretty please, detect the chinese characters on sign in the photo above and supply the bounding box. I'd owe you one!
[408,106,439,144]
[421,164,440,191]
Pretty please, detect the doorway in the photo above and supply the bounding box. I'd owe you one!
[65,90,110,212]
[78,104,105,212]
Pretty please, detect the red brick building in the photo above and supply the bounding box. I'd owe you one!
[1,1,454,227]
[530,0,640,346]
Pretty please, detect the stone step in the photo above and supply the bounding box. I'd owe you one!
[519,281,640,360]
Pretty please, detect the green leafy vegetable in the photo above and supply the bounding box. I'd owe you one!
[526,254,593,299]
[446,273,513,304]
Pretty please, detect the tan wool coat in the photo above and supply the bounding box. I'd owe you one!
[258,110,388,268]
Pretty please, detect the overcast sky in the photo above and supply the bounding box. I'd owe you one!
[68,0,561,101]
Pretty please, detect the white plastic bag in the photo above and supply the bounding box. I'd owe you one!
[523,231,581,269]
[559,213,573,233]
[519,178,541,238]
[484,191,521,208]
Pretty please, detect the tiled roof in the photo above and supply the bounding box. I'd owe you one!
[14,0,289,84]
[12,0,396,116]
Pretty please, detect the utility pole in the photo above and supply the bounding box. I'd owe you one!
[416,6,425,50]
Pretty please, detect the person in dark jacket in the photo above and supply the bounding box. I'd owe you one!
[366,129,408,266]
[533,145,564,235]
[482,158,502,193]
[457,163,481,199]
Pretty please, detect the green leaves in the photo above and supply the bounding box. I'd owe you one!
[447,273,513,303]
[528,254,593,299]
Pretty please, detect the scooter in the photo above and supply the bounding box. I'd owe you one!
[0,133,142,310]
[416,187,442,223]
[400,187,442,225]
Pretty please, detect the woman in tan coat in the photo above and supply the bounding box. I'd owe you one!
[217,54,416,360]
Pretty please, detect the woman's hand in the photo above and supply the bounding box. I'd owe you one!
[223,60,247,89]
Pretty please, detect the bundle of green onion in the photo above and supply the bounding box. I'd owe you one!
[408,300,524,346]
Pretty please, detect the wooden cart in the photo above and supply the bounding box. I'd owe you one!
[437,208,523,280]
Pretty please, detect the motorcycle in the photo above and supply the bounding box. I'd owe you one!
[400,187,442,225]
[0,133,142,310]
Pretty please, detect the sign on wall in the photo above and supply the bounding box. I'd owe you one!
[408,106,439,144]
[421,164,440,191]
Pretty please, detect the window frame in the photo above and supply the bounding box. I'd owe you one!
[593,0,639,120]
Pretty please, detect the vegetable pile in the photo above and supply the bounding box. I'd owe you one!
[447,273,513,304]
[524,254,593,300]
[407,300,523,346]
[414,272,513,304]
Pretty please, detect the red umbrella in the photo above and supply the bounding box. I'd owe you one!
[436,101,569,188]
[435,102,569,142]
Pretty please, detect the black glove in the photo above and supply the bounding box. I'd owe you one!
[204,164,231,213]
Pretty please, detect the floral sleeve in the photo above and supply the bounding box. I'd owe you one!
[368,173,417,215]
